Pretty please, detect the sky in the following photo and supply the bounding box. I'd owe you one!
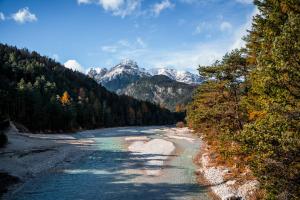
[0,0,256,73]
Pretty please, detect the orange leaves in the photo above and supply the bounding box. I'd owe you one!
[248,110,267,120]
[175,104,185,112]
[60,91,71,106]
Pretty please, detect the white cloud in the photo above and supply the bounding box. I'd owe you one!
[77,0,177,18]
[78,0,141,18]
[100,0,124,10]
[193,21,214,35]
[77,0,93,4]
[96,39,227,72]
[220,21,232,32]
[101,38,146,54]
[101,45,118,53]
[118,39,130,47]
[90,7,260,71]
[179,0,200,4]
[136,37,146,48]
[109,0,141,17]
[194,22,206,34]
[230,7,259,50]
[235,0,253,4]
[12,7,37,23]
[152,0,175,16]
[0,12,5,21]
[64,59,84,72]
[144,43,225,70]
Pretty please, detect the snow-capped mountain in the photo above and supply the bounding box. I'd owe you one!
[87,67,108,81]
[87,60,201,110]
[149,68,202,85]
[88,59,150,92]
[87,60,202,91]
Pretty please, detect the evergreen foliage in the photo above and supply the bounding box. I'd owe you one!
[119,75,195,111]
[0,44,181,132]
[187,1,300,198]
[240,0,300,198]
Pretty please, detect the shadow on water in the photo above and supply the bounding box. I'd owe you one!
[8,126,210,200]
[9,148,209,200]
[78,126,167,138]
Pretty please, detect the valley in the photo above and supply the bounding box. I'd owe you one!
[87,59,201,111]
[1,0,299,199]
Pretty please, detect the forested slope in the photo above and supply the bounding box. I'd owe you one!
[118,75,196,111]
[187,1,299,199]
[0,44,181,131]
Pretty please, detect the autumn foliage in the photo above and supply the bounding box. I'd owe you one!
[187,1,300,199]
[60,91,71,106]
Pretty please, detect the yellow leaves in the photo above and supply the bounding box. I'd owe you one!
[60,91,71,106]
[249,110,267,120]
[175,104,185,112]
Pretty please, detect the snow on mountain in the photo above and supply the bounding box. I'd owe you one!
[87,60,202,92]
[101,59,150,82]
[149,68,202,85]
[87,60,201,110]
[87,67,107,81]
[87,59,150,91]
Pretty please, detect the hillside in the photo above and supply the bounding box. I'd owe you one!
[0,44,182,131]
[118,75,196,111]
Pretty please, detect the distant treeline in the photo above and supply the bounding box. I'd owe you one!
[0,44,183,132]
[187,1,299,199]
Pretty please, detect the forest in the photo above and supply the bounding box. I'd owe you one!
[187,0,299,199]
[0,44,183,132]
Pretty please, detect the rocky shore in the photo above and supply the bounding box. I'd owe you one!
[195,140,259,200]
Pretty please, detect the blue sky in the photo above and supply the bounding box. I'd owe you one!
[0,0,256,73]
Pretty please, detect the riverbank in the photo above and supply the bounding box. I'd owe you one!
[194,137,259,200]
[0,123,95,197]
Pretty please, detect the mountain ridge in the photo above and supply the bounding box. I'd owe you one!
[118,75,196,111]
[87,60,201,111]
[87,59,202,89]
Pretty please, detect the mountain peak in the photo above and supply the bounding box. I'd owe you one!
[87,61,202,92]
[119,59,138,68]
[150,67,202,85]
[87,60,150,91]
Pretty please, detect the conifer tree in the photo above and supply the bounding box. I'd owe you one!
[240,0,300,198]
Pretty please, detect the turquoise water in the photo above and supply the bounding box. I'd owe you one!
[8,127,210,200]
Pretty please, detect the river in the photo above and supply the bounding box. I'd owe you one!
[8,126,211,200]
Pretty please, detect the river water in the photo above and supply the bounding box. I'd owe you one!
[8,126,211,200]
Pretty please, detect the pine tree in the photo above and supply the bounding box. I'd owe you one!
[187,49,249,134]
[240,1,300,198]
